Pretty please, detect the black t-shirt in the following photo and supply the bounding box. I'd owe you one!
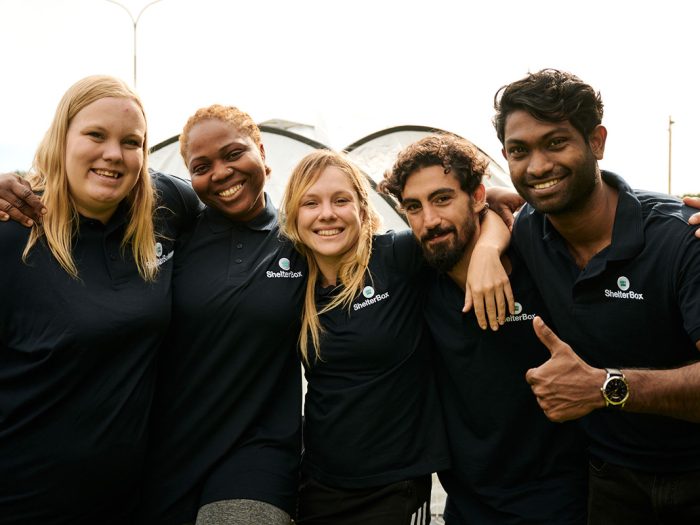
[137,197,305,524]
[425,247,588,524]
[513,171,700,473]
[0,172,199,525]
[301,230,450,489]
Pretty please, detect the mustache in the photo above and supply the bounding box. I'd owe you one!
[421,225,455,243]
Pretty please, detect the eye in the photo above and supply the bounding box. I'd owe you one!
[335,197,350,205]
[434,194,453,206]
[190,163,210,176]
[507,145,527,158]
[226,149,244,161]
[301,199,317,208]
[123,138,143,149]
[548,137,567,149]
[87,131,104,140]
[402,202,421,215]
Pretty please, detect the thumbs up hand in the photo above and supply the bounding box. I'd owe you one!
[525,316,606,422]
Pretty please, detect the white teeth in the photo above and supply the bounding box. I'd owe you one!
[94,169,120,178]
[317,229,341,236]
[534,179,560,190]
[218,183,243,197]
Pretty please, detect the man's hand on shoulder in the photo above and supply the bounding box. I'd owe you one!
[683,196,700,238]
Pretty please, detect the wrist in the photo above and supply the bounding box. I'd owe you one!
[601,368,630,408]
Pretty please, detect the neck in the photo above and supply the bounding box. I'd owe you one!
[314,254,339,288]
[547,180,619,269]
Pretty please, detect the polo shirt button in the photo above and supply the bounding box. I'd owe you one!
[235,258,242,264]
[236,243,243,249]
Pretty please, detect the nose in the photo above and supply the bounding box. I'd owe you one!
[526,149,554,178]
[422,205,441,230]
[318,200,337,221]
[211,162,233,182]
[102,139,123,163]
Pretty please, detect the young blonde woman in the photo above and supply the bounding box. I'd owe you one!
[281,150,450,525]
[0,75,199,524]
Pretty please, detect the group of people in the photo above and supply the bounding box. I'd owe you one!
[1,69,700,525]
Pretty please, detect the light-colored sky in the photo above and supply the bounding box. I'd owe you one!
[1,0,697,195]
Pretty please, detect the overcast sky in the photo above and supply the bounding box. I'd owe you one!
[1,0,697,195]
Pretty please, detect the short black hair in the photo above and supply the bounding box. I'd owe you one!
[493,68,604,144]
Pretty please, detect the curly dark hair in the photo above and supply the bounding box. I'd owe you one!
[379,133,488,204]
[493,69,604,145]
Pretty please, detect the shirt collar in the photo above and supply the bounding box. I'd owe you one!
[534,170,644,262]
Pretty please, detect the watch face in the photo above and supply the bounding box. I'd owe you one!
[605,377,629,403]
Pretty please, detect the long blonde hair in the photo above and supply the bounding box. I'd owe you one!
[281,150,381,364]
[23,75,157,281]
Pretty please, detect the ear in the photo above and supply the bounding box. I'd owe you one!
[472,183,487,213]
[588,125,607,160]
[259,143,272,176]
[501,147,507,160]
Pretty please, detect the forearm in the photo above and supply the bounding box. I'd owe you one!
[623,361,700,422]
[477,209,510,255]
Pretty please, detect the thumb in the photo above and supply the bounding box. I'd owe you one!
[532,315,566,356]
[463,284,473,313]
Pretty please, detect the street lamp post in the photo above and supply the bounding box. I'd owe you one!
[105,0,163,88]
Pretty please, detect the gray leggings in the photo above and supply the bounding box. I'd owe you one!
[185,498,291,525]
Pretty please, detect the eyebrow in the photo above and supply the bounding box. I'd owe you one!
[505,126,572,145]
[401,187,455,204]
[188,141,246,167]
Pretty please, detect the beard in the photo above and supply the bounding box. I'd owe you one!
[420,216,477,273]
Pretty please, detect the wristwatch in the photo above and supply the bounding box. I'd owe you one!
[601,368,629,408]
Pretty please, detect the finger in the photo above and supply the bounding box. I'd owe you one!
[473,296,488,331]
[688,211,700,225]
[682,196,700,209]
[494,284,507,325]
[7,181,46,221]
[462,284,473,314]
[484,291,499,331]
[0,200,35,227]
[504,281,516,316]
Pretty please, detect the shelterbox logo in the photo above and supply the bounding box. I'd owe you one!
[505,301,535,323]
[604,275,644,300]
[266,258,303,279]
[353,286,390,311]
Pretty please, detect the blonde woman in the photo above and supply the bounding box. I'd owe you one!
[0,75,199,524]
[281,150,449,525]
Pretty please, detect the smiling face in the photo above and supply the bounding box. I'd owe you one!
[185,118,268,221]
[401,165,483,273]
[64,96,146,223]
[296,165,363,269]
[502,110,605,216]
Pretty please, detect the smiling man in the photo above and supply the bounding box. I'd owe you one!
[494,69,700,524]
[380,134,588,525]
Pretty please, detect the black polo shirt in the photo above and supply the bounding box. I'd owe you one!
[0,172,200,524]
[513,171,700,473]
[425,247,587,524]
[137,196,305,524]
[301,229,450,489]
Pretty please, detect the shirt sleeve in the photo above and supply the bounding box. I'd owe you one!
[151,170,204,237]
[675,215,700,345]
